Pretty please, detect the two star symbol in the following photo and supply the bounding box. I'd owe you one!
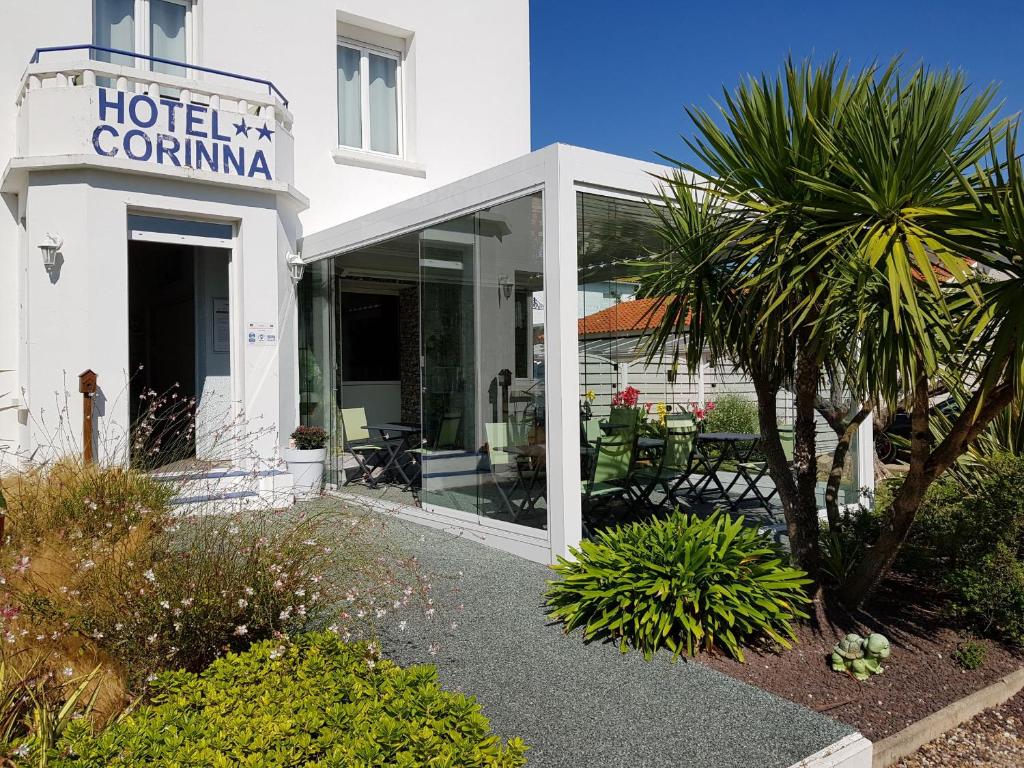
[233,119,274,142]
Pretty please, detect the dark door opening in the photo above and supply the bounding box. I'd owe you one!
[128,240,197,466]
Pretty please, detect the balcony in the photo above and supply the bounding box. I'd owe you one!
[5,45,297,194]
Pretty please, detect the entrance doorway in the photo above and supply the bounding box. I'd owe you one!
[128,238,231,467]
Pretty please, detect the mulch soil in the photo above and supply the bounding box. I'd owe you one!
[699,573,1024,742]
[893,689,1024,767]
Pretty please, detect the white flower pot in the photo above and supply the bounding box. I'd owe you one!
[283,447,326,497]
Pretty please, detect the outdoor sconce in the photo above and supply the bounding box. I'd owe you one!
[38,233,63,272]
[497,274,513,300]
[287,252,305,284]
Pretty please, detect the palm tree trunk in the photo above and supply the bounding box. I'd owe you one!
[790,342,824,582]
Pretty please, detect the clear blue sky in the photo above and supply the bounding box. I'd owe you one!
[529,1,1024,167]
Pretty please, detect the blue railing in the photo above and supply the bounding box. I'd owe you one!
[29,44,288,108]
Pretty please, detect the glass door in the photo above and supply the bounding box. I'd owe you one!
[149,0,189,77]
[418,214,480,515]
[418,193,548,529]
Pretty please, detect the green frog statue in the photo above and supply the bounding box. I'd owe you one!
[830,632,891,681]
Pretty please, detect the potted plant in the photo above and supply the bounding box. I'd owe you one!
[284,425,328,497]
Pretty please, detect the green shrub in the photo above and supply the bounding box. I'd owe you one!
[546,511,812,661]
[904,453,1024,575]
[704,393,759,434]
[954,639,988,670]
[48,633,527,767]
[947,543,1024,646]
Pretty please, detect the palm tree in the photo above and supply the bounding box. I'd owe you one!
[643,56,1020,603]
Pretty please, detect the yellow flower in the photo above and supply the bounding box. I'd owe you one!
[585,390,596,402]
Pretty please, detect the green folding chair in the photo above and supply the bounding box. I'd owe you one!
[735,424,794,507]
[406,412,463,490]
[339,407,387,486]
[633,423,702,510]
[581,434,634,533]
[485,422,527,519]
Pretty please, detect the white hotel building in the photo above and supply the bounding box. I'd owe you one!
[0,1,873,564]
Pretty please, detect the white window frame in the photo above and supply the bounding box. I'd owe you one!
[93,0,197,75]
[337,36,405,158]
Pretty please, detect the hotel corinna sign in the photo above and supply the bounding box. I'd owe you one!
[91,88,274,180]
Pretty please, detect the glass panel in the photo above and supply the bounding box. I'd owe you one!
[418,194,546,527]
[150,0,188,77]
[368,53,399,154]
[93,0,136,67]
[337,46,362,148]
[298,260,338,483]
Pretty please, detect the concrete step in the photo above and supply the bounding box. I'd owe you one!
[155,465,294,511]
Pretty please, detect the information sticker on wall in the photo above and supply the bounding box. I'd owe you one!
[246,321,277,346]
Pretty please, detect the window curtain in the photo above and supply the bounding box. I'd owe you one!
[93,0,135,67]
[368,53,398,154]
[337,46,362,148]
[150,0,188,77]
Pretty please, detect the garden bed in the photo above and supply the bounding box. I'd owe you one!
[700,574,1024,742]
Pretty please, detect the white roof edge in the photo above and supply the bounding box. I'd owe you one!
[299,143,676,262]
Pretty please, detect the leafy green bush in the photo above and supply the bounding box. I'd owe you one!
[48,633,527,767]
[954,639,988,670]
[948,543,1024,646]
[546,511,812,661]
[704,393,759,434]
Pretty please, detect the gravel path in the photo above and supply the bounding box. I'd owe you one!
[894,690,1024,767]
[324,498,856,768]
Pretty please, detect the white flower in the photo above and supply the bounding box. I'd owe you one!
[279,607,292,621]
[79,559,95,571]
[62,667,74,678]
[13,744,29,757]
[375,608,387,619]
[159,600,171,610]
[146,633,158,644]
[244,586,254,596]
[234,625,248,636]
[181,597,194,607]
[12,556,30,575]
[269,645,286,660]
[294,587,305,598]
[398,620,408,632]
[237,599,249,609]
[142,569,156,583]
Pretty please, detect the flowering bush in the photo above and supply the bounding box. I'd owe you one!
[290,426,328,450]
[46,633,527,767]
[1,462,432,694]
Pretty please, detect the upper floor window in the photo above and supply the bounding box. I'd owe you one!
[337,38,401,156]
[93,0,194,76]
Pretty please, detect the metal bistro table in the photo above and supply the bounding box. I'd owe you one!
[365,422,421,488]
[692,431,761,510]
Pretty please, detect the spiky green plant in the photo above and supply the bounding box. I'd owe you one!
[546,511,812,662]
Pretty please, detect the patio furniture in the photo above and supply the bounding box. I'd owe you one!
[406,412,462,488]
[485,421,527,519]
[338,407,392,486]
[581,433,634,531]
[691,431,761,510]
[365,421,421,489]
[734,425,794,507]
[633,424,701,510]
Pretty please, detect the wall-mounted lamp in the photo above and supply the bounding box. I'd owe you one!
[497,274,513,301]
[287,252,305,284]
[38,233,63,271]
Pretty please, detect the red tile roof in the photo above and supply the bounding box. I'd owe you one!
[579,298,669,337]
